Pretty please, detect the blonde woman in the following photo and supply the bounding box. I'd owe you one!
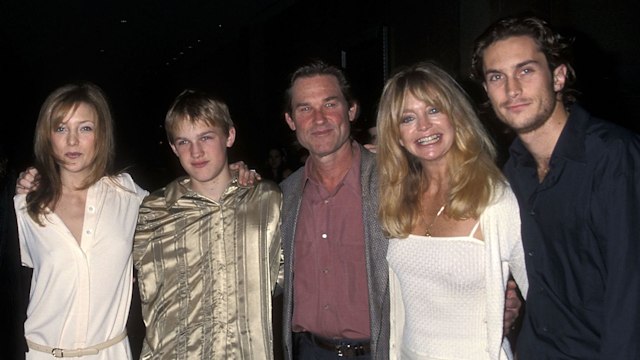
[376,62,528,359]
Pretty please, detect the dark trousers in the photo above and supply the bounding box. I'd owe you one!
[292,332,372,360]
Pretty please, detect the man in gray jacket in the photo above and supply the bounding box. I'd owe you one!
[279,60,521,359]
[280,60,389,359]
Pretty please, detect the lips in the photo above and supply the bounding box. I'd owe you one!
[191,161,208,168]
[504,101,529,112]
[65,152,82,159]
[416,134,441,145]
[311,127,333,136]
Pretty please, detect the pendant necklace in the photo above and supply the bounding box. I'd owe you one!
[424,204,446,237]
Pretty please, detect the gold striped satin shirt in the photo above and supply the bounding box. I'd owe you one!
[133,177,282,360]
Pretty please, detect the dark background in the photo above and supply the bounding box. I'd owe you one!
[2,0,639,191]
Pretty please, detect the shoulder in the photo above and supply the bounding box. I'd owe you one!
[280,167,304,196]
[103,173,149,199]
[487,181,520,214]
[574,106,640,153]
[254,179,282,194]
[248,179,283,203]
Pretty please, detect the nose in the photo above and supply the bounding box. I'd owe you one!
[418,116,432,131]
[506,77,522,98]
[66,131,79,145]
[313,108,327,124]
[190,142,203,158]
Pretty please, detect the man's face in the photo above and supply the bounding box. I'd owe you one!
[481,35,566,134]
[284,75,357,159]
[170,120,235,192]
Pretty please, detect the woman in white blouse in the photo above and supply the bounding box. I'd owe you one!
[376,62,528,359]
[14,82,148,359]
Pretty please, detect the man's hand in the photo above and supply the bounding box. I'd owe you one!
[504,279,522,335]
[15,167,39,195]
[230,161,261,186]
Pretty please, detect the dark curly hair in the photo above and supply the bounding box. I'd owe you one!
[471,15,577,106]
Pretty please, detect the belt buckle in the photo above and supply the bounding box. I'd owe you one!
[337,343,364,357]
[51,348,64,357]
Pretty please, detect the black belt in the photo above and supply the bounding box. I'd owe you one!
[297,332,371,357]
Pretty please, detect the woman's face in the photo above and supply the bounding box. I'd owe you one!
[398,92,454,166]
[50,102,98,178]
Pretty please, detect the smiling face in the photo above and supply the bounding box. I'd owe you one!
[284,74,358,160]
[482,35,567,135]
[170,119,235,194]
[398,91,455,167]
[50,102,98,179]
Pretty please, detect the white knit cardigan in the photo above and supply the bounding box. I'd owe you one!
[388,183,529,359]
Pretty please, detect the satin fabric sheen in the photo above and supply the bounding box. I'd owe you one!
[134,177,282,360]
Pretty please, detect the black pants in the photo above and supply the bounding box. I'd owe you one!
[292,332,372,360]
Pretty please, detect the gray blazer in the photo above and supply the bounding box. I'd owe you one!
[280,143,390,360]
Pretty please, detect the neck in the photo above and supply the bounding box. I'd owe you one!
[519,100,569,171]
[190,166,233,201]
[60,171,92,192]
[309,140,354,192]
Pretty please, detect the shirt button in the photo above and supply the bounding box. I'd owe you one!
[324,200,329,204]
[85,229,93,235]
[529,209,535,216]
[321,233,327,239]
[323,304,330,310]
[528,251,534,257]
[322,269,329,274]
[542,327,548,332]
[88,206,95,213]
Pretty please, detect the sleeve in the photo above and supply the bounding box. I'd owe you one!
[13,195,33,268]
[262,182,283,294]
[502,185,529,299]
[117,173,149,203]
[592,136,640,358]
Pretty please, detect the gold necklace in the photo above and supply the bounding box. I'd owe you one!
[424,204,446,237]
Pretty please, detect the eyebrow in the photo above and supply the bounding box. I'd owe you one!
[174,130,216,141]
[293,95,341,109]
[484,59,541,75]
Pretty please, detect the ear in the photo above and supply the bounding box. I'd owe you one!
[482,82,488,92]
[169,142,179,157]
[553,64,568,92]
[226,127,236,148]
[284,113,297,131]
[348,102,359,122]
[399,138,405,147]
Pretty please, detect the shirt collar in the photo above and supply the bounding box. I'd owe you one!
[302,140,362,194]
[509,104,589,168]
[163,175,243,207]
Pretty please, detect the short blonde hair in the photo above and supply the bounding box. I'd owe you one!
[165,89,234,143]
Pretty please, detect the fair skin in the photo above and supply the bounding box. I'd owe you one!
[482,35,569,181]
[284,72,520,332]
[51,102,97,244]
[169,120,236,201]
[399,93,480,238]
[284,74,358,192]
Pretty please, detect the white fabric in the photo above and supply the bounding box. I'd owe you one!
[388,183,528,360]
[15,174,148,360]
[388,235,488,358]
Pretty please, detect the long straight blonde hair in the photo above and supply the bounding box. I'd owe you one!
[376,62,505,238]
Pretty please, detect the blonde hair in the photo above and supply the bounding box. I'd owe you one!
[27,82,115,225]
[165,89,234,143]
[376,61,504,238]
